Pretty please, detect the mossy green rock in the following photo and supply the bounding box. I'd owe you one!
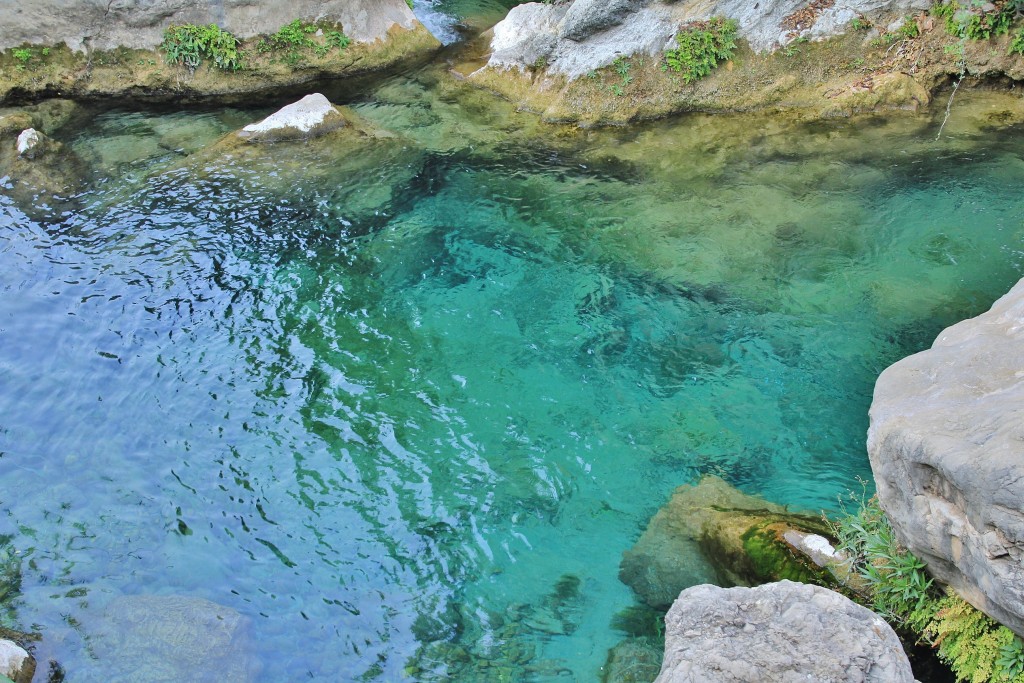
[620,475,839,609]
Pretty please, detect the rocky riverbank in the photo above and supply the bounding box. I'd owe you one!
[457,0,1024,125]
[0,0,439,105]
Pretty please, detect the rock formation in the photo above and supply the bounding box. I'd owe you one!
[0,0,420,52]
[481,0,930,80]
[0,1,440,104]
[237,93,347,142]
[620,475,844,609]
[0,639,34,683]
[655,581,915,683]
[868,276,1024,636]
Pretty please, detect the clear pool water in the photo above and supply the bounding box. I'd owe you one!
[1,63,1023,681]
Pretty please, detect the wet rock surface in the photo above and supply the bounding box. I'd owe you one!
[619,475,840,609]
[869,276,1024,636]
[656,581,915,683]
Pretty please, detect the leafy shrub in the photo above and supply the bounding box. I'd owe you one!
[1011,27,1024,54]
[664,17,738,84]
[161,24,241,71]
[257,20,351,63]
[833,494,1024,683]
[932,0,1017,40]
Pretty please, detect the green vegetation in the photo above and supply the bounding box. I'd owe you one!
[664,17,738,84]
[257,19,351,63]
[12,48,33,65]
[1,535,20,625]
[932,0,1021,40]
[833,494,1024,683]
[1011,27,1024,55]
[608,56,632,96]
[851,16,872,30]
[161,23,242,71]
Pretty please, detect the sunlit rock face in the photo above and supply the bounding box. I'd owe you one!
[869,277,1024,637]
[655,581,915,683]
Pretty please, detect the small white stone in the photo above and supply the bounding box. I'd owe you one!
[16,128,39,156]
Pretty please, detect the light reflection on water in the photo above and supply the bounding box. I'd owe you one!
[0,70,1023,681]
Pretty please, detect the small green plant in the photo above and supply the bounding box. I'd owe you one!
[1011,27,1024,55]
[40,47,50,57]
[851,16,872,30]
[783,35,809,57]
[898,17,921,39]
[11,48,32,65]
[406,0,414,8]
[161,24,241,71]
[664,17,738,84]
[933,0,1016,40]
[257,20,351,62]
[833,491,1024,683]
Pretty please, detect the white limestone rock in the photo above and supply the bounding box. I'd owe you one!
[238,94,347,142]
[480,0,932,80]
[15,129,40,158]
[0,639,34,683]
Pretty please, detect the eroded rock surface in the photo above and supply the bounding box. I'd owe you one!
[655,581,914,683]
[868,277,1024,636]
[483,0,930,79]
[0,0,420,51]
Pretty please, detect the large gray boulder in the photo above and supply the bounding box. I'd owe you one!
[482,0,930,79]
[0,0,419,51]
[655,581,915,683]
[868,277,1024,637]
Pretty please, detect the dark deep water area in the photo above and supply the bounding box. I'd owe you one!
[1,46,1023,681]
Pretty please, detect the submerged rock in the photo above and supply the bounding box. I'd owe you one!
[238,93,348,142]
[91,595,257,683]
[602,636,663,683]
[868,276,1024,636]
[620,475,842,609]
[0,639,34,683]
[0,124,86,214]
[655,581,915,683]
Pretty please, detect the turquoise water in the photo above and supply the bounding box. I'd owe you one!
[1,65,1024,680]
